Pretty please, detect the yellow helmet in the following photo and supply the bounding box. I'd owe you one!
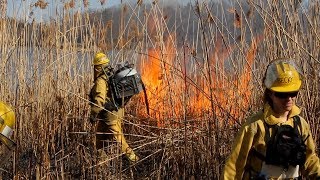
[93,52,109,66]
[0,101,16,149]
[264,58,302,92]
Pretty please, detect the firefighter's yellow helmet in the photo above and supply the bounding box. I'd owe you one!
[93,52,109,66]
[264,58,302,92]
[0,101,16,149]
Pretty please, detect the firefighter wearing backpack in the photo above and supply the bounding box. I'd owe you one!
[222,58,320,179]
[89,52,139,163]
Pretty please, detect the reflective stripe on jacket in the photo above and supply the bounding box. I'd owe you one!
[222,103,320,180]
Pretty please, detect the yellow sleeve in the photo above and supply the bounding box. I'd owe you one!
[222,123,256,180]
[301,119,320,177]
[90,75,108,115]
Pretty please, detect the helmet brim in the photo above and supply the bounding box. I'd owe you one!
[269,81,302,92]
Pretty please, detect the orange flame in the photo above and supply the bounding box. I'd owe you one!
[137,30,263,126]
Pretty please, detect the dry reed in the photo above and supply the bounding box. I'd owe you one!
[0,0,319,179]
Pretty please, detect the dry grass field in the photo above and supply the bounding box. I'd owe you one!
[0,0,319,179]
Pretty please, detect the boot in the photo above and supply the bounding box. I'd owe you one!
[126,150,139,163]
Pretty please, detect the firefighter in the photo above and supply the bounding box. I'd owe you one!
[89,52,139,163]
[222,58,320,179]
[0,101,16,150]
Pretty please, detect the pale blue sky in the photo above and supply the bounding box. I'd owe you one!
[6,0,310,22]
[6,0,121,22]
[6,0,200,22]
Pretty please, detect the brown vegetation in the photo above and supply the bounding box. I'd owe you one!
[0,0,319,179]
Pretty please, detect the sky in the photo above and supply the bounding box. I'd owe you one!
[5,0,197,22]
[6,0,119,22]
[5,0,310,22]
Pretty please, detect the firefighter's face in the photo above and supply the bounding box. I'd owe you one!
[270,91,298,113]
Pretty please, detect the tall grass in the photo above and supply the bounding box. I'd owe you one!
[0,0,319,179]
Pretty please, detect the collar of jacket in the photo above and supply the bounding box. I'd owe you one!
[263,103,301,125]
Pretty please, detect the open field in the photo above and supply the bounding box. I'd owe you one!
[0,0,319,179]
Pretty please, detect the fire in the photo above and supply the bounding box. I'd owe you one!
[138,35,177,126]
[138,33,262,126]
[141,49,162,88]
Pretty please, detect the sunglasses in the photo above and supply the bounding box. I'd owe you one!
[273,92,298,99]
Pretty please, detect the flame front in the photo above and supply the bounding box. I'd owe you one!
[138,35,262,127]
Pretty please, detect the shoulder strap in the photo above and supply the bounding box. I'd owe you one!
[264,122,270,142]
[293,115,310,142]
[264,121,278,144]
[293,115,302,134]
[250,121,277,161]
[93,65,113,82]
[93,73,105,82]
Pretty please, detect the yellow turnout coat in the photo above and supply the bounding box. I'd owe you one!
[90,68,132,154]
[222,104,320,179]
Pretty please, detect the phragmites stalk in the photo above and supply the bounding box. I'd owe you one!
[0,0,319,179]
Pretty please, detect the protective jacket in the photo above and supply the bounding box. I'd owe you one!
[222,103,320,179]
[90,69,121,124]
[90,71,107,113]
